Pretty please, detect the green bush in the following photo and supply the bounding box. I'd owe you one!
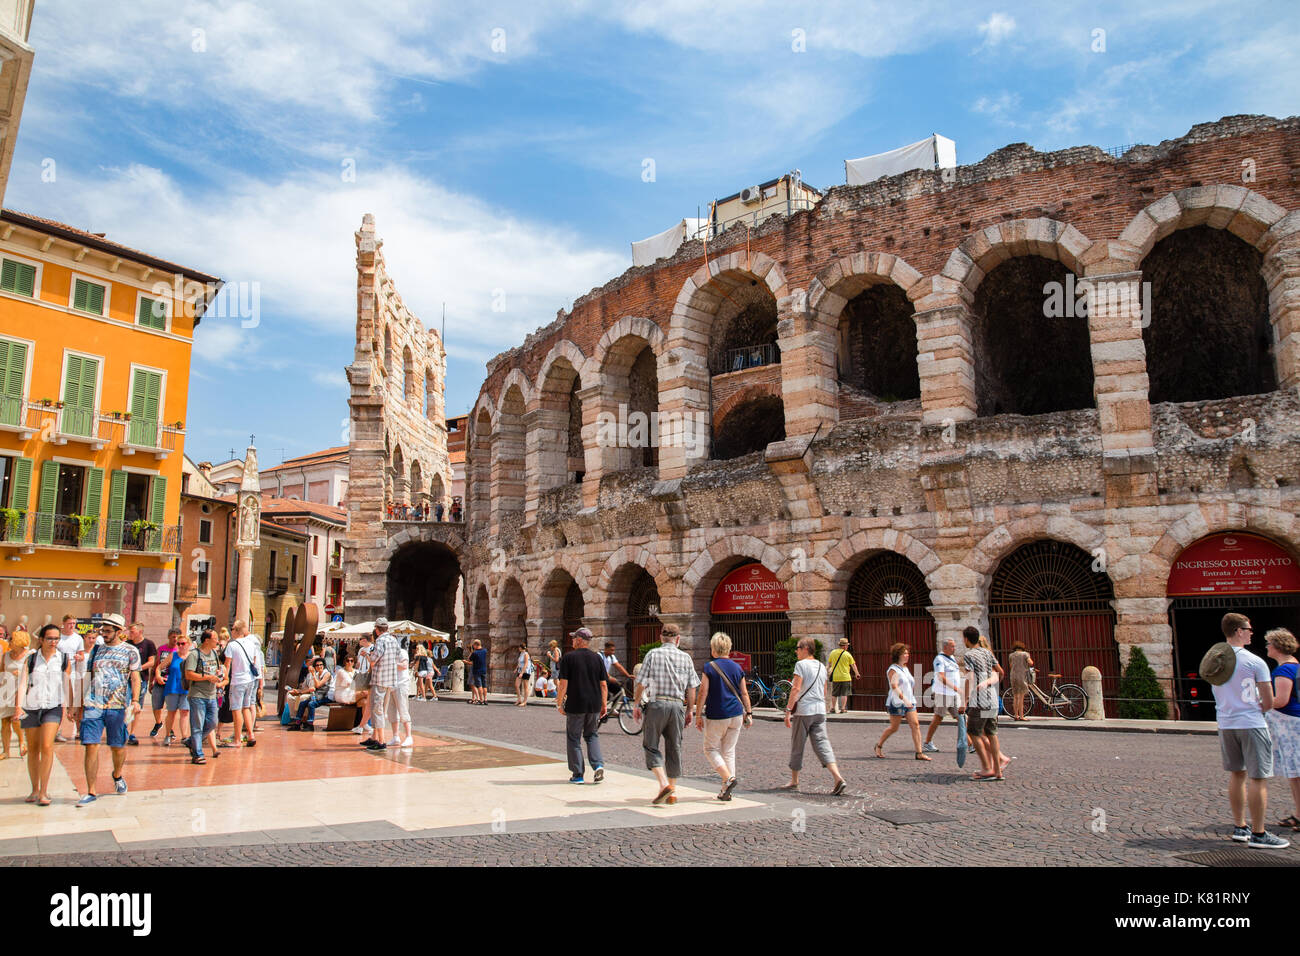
[637,642,661,667]
[774,638,824,679]
[1117,646,1167,720]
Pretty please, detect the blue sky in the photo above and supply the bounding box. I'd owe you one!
[6,0,1297,465]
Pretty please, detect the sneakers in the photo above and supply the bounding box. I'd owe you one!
[569,774,584,784]
[1248,831,1291,849]
[126,735,139,746]
[350,725,365,734]
[76,794,97,808]
[1231,825,1252,843]
[164,734,174,747]
[922,741,938,753]
[149,723,162,738]
[364,740,387,750]
[593,766,604,784]
[113,776,127,795]
[400,736,414,749]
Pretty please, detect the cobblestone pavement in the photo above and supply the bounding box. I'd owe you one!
[12,699,1297,866]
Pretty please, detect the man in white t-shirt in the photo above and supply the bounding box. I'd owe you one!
[1211,613,1288,849]
[923,638,966,753]
[56,615,84,741]
[223,620,264,748]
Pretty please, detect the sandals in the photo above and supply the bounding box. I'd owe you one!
[37,797,51,807]
[914,752,932,761]
[873,744,885,759]
[1278,815,1300,830]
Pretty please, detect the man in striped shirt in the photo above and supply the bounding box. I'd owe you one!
[632,623,699,805]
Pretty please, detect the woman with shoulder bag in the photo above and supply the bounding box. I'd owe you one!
[784,637,847,795]
[694,632,750,800]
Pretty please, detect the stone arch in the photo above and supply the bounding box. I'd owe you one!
[1114,186,1287,266]
[408,460,423,507]
[535,339,591,395]
[468,404,494,528]
[592,316,665,373]
[495,368,535,415]
[821,528,944,610]
[1150,503,1300,573]
[712,389,785,460]
[940,218,1094,303]
[473,583,490,632]
[965,515,1107,586]
[402,346,416,402]
[712,381,783,431]
[596,545,669,595]
[594,320,665,474]
[493,383,527,524]
[807,251,926,332]
[683,534,787,617]
[534,342,589,493]
[539,565,591,652]
[493,576,529,690]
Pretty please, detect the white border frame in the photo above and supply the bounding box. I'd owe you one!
[68,272,111,318]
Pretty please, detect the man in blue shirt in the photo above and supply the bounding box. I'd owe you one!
[469,639,489,705]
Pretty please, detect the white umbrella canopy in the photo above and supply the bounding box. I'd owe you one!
[310,619,450,640]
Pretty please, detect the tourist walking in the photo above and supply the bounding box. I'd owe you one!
[353,634,375,736]
[694,631,749,800]
[0,630,30,759]
[149,628,180,739]
[185,629,225,764]
[224,620,264,748]
[124,622,156,746]
[963,626,1006,781]
[555,627,607,783]
[73,614,140,806]
[159,634,192,746]
[1007,642,1033,721]
[601,641,633,701]
[469,639,489,705]
[923,637,965,752]
[632,623,699,805]
[827,638,859,714]
[514,644,534,706]
[874,643,929,760]
[364,619,403,751]
[1205,613,1288,848]
[1264,628,1300,833]
[784,637,847,794]
[415,644,438,700]
[55,614,85,742]
[14,624,73,805]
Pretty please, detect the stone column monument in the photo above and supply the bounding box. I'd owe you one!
[234,441,261,628]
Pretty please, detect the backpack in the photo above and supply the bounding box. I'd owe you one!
[27,651,69,675]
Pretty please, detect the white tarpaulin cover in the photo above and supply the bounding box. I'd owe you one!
[631,218,709,267]
[845,134,956,186]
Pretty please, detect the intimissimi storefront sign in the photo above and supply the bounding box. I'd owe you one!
[0,579,127,631]
[711,563,790,613]
[1167,533,1300,596]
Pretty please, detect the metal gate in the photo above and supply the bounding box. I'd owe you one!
[845,553,936,711]
[709,613,790,678]
[561,580,584,652]
[989,540,1119,716]
[626,571,661,666]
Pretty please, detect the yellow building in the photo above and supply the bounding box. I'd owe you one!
[0,208,221,635]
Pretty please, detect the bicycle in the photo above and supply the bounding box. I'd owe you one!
[598,679,643,735]
[746,673,793,711]
[1001,671,1088,720]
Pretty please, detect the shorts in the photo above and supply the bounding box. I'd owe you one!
[228,681,259,710]
[472,672,487,688]
[136,681,150,707]
[164,693,191,712]
[1220,727,1273,779]
[886,703,915,716]
[932,701,961,718]
[19,706,62,729]
[80,707,128,748]
[832,681,852,696]
[967,713,998,737]
[372,685,410,728]
[150,685,167,711]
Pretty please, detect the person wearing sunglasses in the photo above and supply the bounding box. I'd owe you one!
[71,613,140,807]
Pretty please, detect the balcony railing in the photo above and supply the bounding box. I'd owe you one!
[127,417,158,447]
[60,406,95,438]
[713,342,780,375]
[12,406,185,455]
[266,575,290,596]
[0,512,180,554]
[0,394,22,428]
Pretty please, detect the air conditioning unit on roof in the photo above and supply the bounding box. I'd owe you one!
[739,186,762,204]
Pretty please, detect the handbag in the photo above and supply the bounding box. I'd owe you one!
[709,660,752,727]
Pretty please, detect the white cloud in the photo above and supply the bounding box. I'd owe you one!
[972,91,1023,126]
[977,12,1016,47]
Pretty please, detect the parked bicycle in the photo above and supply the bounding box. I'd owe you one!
[746,673,793,710]
[1001,671,1088,720]
[599,679,643,735]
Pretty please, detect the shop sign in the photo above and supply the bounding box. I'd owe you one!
[1167,533,1300,596]
[711,563,789,614]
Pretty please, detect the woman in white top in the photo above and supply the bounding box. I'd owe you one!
[514,644,534,706]
[0,629,30,759]
[15,624,73,806]
[330,655,364,705]
[875,643,929,760]
[783,637,847,794]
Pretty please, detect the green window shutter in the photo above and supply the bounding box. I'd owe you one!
[62,355,82,406]
[88,283,105,314]
[72,279,88,312]
[0,259,14,291]
[62,355,97,437]
[137,296,165,330]
[147,475,167,552]
[0,259,32,295]
[34,460,58,544]
[129,369,161,445]
[105,470,127,550]
[0,340,24,427]
[8,456,32,511]
[73,279,105,314]
[83,466,104,542]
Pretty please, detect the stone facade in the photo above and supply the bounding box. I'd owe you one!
[461,115,1300,699]
[343,214,456,623]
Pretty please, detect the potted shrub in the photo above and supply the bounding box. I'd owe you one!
[0,507,22,540]
[68,513,97,544]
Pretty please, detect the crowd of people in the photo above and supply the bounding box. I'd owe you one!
[384,499,463,522]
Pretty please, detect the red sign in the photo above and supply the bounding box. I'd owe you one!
[711,563,790,614]
[1167,533,1300,596]
[729,651,752,671]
